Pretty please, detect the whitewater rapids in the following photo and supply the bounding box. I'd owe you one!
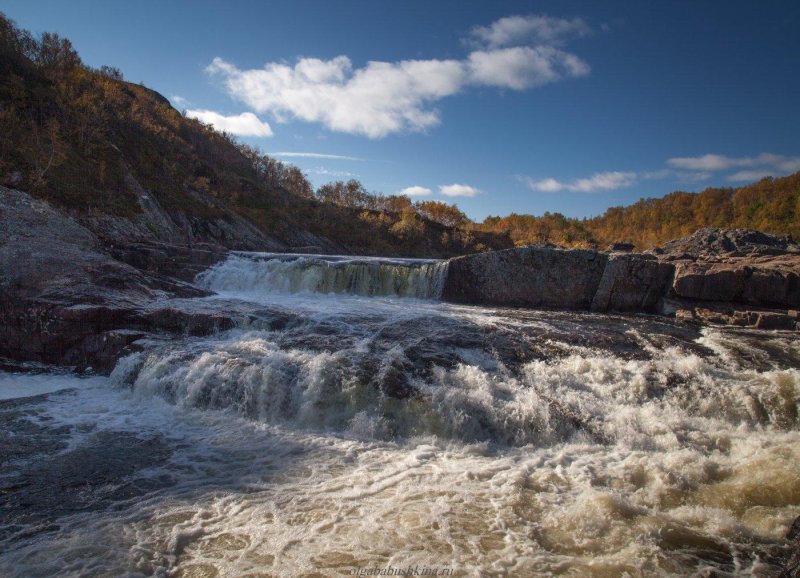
[0,253,798,577]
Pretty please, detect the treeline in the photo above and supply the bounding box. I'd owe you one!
[473,174,799,250]
[237,143,469,227]
[585,174,800,248]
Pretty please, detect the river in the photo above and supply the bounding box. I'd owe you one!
[1,253,798,577]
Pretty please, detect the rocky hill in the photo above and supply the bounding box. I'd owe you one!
[0,13,507,259]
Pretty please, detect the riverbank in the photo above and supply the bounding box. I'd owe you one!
[2,186,798,374]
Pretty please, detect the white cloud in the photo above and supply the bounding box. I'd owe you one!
[467,46,588,90]
[170,95,189,107]
[207,56,466,138]
[641,169,712,183]
[206,23,589,139]
[526,171,637,193]
[439,183,480,197]
[399,186,432,196]
[668,152,800,180]
[186,109,273,137]
[667,154,745,171]
[309,166,357,178]
[271,152,362,161]
[726,170,775,182]
[471,15,591,48]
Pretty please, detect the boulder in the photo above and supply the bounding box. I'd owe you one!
[606,242,635,252]
[672,261,800,308]
[591,254,675,313]
[442,246,607,309]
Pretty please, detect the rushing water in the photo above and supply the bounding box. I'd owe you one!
[1,253,799,577]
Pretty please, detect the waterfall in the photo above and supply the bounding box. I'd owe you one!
[196,252,448,299]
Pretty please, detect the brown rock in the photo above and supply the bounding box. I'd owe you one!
[591,254,674,313]
[442,246,608,309]
[672,262,800,308]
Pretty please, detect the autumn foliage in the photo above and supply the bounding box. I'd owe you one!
[1,12,797,256]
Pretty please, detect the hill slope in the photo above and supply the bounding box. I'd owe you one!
[0,13,506,257]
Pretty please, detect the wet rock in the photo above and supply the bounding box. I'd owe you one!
[442,246,608,309]
[780,516,800,577]
[107,241,230,282]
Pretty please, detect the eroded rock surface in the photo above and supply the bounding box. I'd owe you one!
[442,229,799,330]
[442,245,607,309]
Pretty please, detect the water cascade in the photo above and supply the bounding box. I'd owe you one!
[197,252,448,299]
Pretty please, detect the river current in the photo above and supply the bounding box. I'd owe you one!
[1,253,798,577]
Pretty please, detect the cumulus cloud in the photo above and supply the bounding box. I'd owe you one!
[186,109,273,137]
[467,46,589,89]
[471,15,591,48]
[439,184,480,197]
[205,14,590,138]
[270,152,362,161]
[399,186,432,196]
[525,171,637,193]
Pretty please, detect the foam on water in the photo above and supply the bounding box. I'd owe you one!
[1,254,799,576]
[1,352,798,577]
[0,371,105,400]
[197,252,448,299]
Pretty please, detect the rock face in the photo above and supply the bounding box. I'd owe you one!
[442,246,676,314]
[591,254,675,313]
[77,171,345,255]
[655,227,800,260]
[671,260,800,309]
[0,187,254,371]
[442,229,799,330]
[442,246,608,309]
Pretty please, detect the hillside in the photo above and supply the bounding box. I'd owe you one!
[0,13,506,258]
[586,173,800,249]
[475,173,800,250]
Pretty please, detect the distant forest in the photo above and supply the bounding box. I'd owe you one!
[1,12,798,254]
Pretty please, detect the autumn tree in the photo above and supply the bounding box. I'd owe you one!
[316,179,373,209]
[415,200,468,227]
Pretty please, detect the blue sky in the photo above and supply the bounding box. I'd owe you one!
[4,0,799,220]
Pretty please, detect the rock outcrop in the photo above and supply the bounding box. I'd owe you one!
[671,259,800,309]
[590,253,675,313]
[654,227,800,260]
[3,186,798,375]
[0,187,254,371]
[441,228,799,330]
[442,246,608,309]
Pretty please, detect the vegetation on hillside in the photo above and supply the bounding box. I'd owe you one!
[1,12,797,255]
[0,13,506,256]
[473,174,799,250]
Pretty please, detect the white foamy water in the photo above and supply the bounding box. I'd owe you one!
[1,254,798,577]
[197,252,448,299]
[0,371,105,400]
